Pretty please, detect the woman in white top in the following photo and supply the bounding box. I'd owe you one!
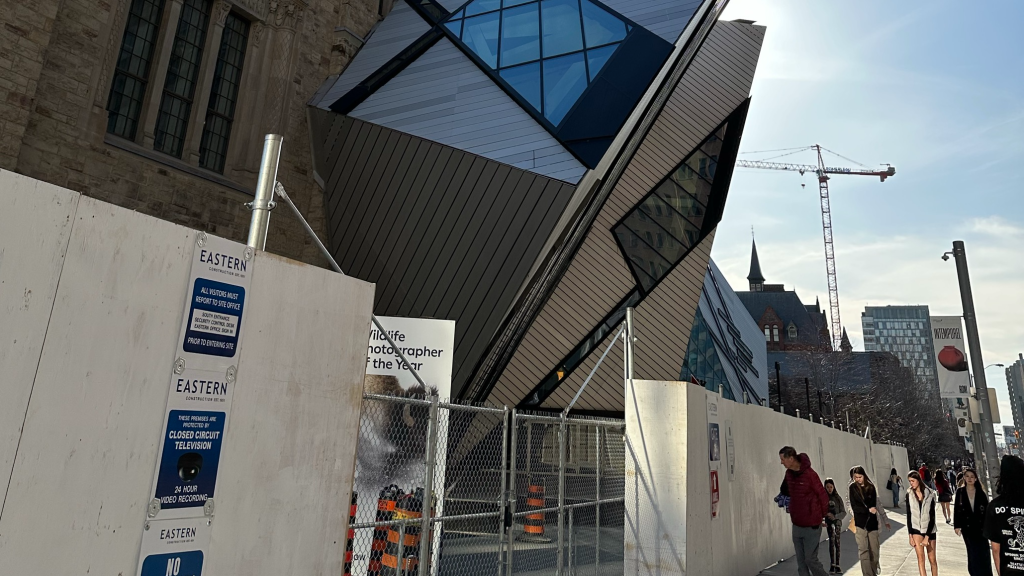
[906,470,938,576]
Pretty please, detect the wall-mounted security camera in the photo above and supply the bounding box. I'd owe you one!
[177,452,203,482]
[941,254,950,261]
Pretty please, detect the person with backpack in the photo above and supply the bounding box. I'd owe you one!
[920,463,936,490]
[955,468,992,576]
[936,467,954,523]
[984,455,1024,575]
[779,446,830,576]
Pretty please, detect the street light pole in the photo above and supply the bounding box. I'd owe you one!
[948,240,1000,484]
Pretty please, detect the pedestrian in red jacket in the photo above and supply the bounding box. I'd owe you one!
[780,446,830,576]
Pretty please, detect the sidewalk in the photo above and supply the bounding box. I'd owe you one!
[758,506,985,576]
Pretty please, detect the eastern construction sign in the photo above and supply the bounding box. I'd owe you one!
[931,316,971,399]
[136,233,255,576]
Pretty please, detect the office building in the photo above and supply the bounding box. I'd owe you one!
[307,0,767,413]
[1007,355,1024,443]
[862,305,940,392]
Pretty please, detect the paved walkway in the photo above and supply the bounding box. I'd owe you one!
[758,506,990,576]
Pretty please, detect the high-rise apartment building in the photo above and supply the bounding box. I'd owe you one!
[1006,355,1024,441]
[862,305,940,392]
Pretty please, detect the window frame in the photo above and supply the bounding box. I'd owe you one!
[106,0,255,178]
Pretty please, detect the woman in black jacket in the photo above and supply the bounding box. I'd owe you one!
[850,466,882,576]
[954,468,992,576]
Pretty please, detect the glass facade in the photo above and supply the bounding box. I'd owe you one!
[107,0,167,139]
[614,124,725,292]
[446,0,629,125]
[199,12,250,173]
[861,306,938,389]
[681,308,734,400]
[154,0,211,158]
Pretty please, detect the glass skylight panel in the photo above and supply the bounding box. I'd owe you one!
[541,0,583,57]
[542,52,587,124]
[465,0,499,16]
[500,62,541,110]
[585,44,615,81]
[500,3,539,66]
[446,0,630,126]
[462,12,500,68]
[581,0,625,47]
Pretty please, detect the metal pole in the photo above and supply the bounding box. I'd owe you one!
[556,415,567,576]
[566,324,625,415]
[505,411,518,576]
[247,134,283,250]
[846,411,850,431]
[419,396,439,576]
[397,519,406,576]
[952,240,1001,484]
[804,378,811,418]
[594,428,601,574]
[625,308,635,381]
[498,406,509,576]
[775,361,783,412]
[567,506,574,574]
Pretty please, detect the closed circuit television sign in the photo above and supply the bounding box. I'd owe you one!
[136,233,254,576]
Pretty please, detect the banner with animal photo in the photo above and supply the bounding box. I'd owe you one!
[352,316,455,576]
[931,316,971,399]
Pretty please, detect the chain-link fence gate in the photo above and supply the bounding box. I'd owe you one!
[347,394,625,576]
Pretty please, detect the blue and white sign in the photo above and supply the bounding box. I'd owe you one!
[183,278,245,358]
[154,410,225,509]
[138,232,255,575]
[137,518,212,576]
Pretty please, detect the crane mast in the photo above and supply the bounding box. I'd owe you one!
[815,145,842,352]
[736,145,895,352]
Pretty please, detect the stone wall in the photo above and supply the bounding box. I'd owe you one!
[0,0,382,266]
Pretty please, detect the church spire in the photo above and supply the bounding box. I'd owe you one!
[748,236,765,291]
[840,327,853,353]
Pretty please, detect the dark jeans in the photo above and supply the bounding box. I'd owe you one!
[826,521,842,567]
[963,531,993,576]
[793,525,830,576]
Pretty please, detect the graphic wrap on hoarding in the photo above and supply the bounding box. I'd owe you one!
[931,316,971,399]
[136,233,255,576]
[353,316,455,576]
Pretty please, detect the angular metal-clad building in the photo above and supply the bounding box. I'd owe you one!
[307,0,766,414]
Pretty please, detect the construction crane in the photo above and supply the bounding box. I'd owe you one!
[736,145,895,352]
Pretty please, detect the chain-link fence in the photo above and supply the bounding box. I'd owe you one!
[346,394,625,576]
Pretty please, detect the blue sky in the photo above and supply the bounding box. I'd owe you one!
[714,0,1024,434]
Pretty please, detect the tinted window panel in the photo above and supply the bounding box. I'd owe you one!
[500,62,542,111]
[462,11,500,68]
[541,0,583,57]
[581,0,626,47]
[466,0,500,16]
[542,51,586,125]
[585,43,617,80]
[636,192,701,248]
[500,3,539,67]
